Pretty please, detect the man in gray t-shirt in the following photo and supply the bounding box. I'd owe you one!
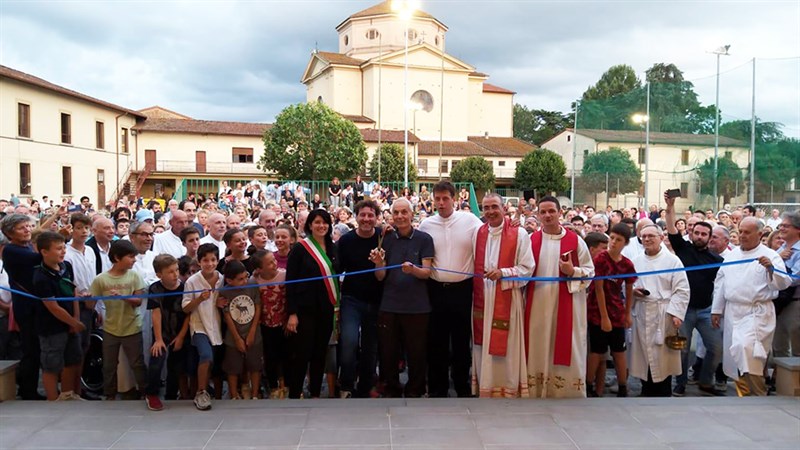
[371,198,434,397]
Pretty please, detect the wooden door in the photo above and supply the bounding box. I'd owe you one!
[196,151,207,173]
[97,170,106,207]
[145,149,157,171]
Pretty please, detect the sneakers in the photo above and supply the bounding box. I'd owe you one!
[55,391,76,401]
[672,385,686,397]
[340,390,352,399]
[714,381,728,392]
[698,385,725,397]
[194,390,212,411]
[617,385,628,398]
[145,395,164,411]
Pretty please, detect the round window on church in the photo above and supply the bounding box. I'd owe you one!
[410,90,434,112]
[407,29,418,42]
[366,29,380,40]
[344,35,349,46]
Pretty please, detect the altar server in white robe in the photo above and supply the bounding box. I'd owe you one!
[630,224,689,397]
[525,196,594,398]
[471,194,534,398]
[712,217,791,396]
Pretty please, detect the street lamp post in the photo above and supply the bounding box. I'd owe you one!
[392,0,418,188]
[633,110,649,208]
[712,44,730,211]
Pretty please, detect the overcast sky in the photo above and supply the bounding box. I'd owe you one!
[2,0,799,138]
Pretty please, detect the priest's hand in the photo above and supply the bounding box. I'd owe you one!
[558,254,575,277]
[670,315,682,329]
[711,314,722,329]
[757,256,774,271]
[484,268,503,281]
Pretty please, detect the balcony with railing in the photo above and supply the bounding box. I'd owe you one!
[152,160,264,174]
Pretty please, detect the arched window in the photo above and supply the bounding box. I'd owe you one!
[366,29,380,40]
[410,90,434,112]
[317,96,324,104]
[407,29,418,42]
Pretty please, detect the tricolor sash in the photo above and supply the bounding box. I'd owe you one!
[473,218,518,357]
[299,237,341,336]
[525,229,579,367]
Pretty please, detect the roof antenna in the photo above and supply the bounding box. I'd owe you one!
[313,41,318,54]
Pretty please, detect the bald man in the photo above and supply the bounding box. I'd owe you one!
[258,209,279,252]
[200,213,227,256]
[153,210,188,257]
[87,217,115,274]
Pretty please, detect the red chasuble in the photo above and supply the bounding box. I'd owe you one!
[525,229,579,367]
[473,218,518,357]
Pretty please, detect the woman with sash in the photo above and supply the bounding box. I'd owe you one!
[284,209,340,399]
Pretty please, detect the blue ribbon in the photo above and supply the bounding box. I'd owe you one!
[1,257,797,302]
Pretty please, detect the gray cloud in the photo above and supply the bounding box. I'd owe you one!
[1,0,797,136]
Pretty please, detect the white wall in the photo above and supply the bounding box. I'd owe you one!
[134,131,265,175]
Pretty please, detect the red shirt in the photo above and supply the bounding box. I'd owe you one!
[587,251,637,327]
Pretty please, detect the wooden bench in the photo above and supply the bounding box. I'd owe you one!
[0,360,19,401]
[774,356,800,396]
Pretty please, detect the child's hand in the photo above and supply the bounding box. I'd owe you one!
[199,290,211,301]
[246,334,255,347]
[70,319,86,334]
[286,314,299,334]
[151,339,167,357]
[625,314,633,329]
[600,316,612,333]
[170,337,183,352]
[235,338,246,353]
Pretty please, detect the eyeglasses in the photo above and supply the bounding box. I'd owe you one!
[133,232,155,238]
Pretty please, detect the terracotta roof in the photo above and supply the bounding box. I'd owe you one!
[483,83,515,95]
[360,129,420,144]
[338,1,445,30]
[418,136,536,158]
[469,71,488,78]
[1,65,146,119]
[468,136,535,157]
[341,114,375,124]
[418,140,494,157]
[573,129,748,148]
[138,105,193,120]
[133,118,271,137]
[316,51,364,67]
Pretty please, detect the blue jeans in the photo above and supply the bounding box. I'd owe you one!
[338,295,379,395]
[677,306,722,387]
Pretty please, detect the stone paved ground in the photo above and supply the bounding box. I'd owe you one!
[0,397,797,449]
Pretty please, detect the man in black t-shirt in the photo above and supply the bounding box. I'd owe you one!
[336,199,383,398]
[665,192,724,397]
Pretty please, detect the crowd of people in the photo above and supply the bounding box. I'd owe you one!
[0,180,797,412]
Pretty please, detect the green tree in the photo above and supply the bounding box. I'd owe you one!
[514,149,569,195]
[258,102,367,180]
[367,143,416,185]
[580,147,642,196]
[749,138,800,202]
[720,119,784,144]
[696,156,745,204]
[577,64,641,130]
[582,64,641,100]
[449,156,495,190]
[514,104,573,146]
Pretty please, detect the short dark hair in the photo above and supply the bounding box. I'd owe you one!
[539,195,561,210]
[177,255,198,276]
[584,232,609,249]
[432,181,456,198]
[621,218,637,226]
[744,205,756,215]
[353,199,380,217]
[223,259,248,280]
[109,239,137,263]
[111,207,131,222]
[80,196,90,203]
[70,213,92,227]
[180,227,200,243]
[115,218,130,227]
[247,225,266,241]
[609,223,632,243]
[153,254,178,274]
[694,221,713,234]
[570,215,585,225]
[197,243,219,262]
[36,231,65,252]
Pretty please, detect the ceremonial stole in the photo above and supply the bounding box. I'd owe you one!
[525,229,579,367]
[299,237,341,310]
[473,218,518,357]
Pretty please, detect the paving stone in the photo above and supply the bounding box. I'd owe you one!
[17,430,125,449]
[478,426,573,446]
[392,428,484,448]
[110,430,214,449]
[564,426,661,447]
[204,429,303,447]
[305,412,389,429]
[299,428,391,446]
[390,413,475,429]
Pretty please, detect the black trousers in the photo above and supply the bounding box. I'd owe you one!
[641,367,672,397]
[378,311,428,398]
[427,279,473,397]
[286,303,333,399]
[262,324,287,390]
[16,312,41,399]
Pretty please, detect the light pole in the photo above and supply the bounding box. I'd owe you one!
[712,44,730,211]
[392,0,418,188]
[632,111,649,208]
[570,100,579,205]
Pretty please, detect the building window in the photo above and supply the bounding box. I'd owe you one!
[20,163,31,195]
[317,96,324,104]
[498,160,506,167]
[680,182,689,198]
[18,103,30,138]
[451,160,460,171]
[62,166,72,195]
[435,35,440,46]
[724,151,732,160]
[567,135,571,142]
[583,149,589,158]
[344,35,349,46]
[366,29,380,40]
[121,128,129,154]
[96,121,105,149]
[681,149,689,166]
[61,113,71,144]
[440,159,448,174]
[638,147,645,164]
[418,159,428,173]
[232,147,254,163]
[407,29,418,42]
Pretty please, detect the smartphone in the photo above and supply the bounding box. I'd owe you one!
[640,289,651,296]
[666,188,681,199]
[560,251,572,262]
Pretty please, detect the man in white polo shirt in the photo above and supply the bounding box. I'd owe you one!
[200,212,227,256]
[153,210,188,258]
[418,181,482,397]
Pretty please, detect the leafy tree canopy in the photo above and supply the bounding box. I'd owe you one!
[449,156,495,191]
[696,155,745,204]
[367,143,416,185]
[515,149,569,195]
[513,104,573,146]
[580,147,642,195]
[259,102,367,180]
